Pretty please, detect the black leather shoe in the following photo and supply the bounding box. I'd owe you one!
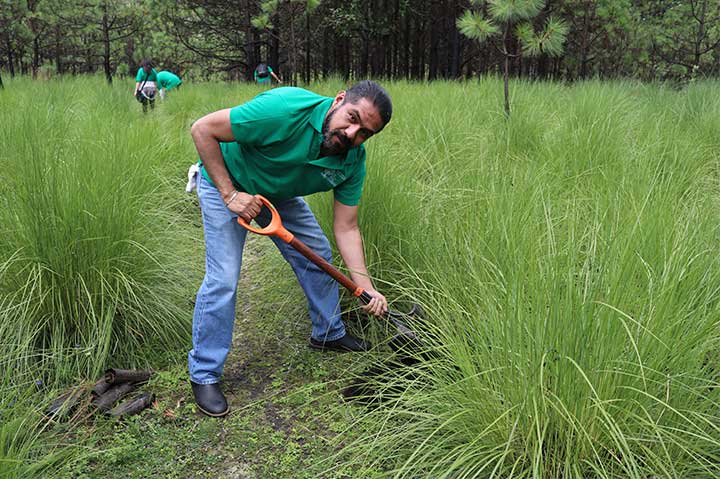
[309,332,371,352]
[191,382,229,417]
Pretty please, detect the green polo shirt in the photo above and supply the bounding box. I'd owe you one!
[135,68,158,82]
[157,71,182,90]
[200,87,367,206]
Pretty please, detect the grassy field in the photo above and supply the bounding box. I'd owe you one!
[1,76,719,478]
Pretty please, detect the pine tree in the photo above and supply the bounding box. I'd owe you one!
[457,0,568,116]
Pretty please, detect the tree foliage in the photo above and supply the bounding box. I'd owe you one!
[458,0,568,115]
[0,0,718,83]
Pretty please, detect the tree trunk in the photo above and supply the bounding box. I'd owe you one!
[32,35,40,79]
[449,0,460,78]
[27,0,41,79]
[359,30,369,78]
[693,0,709,73]
[290,7,296,85]
[503,29,510,117]
[402,5,410,78]
[578,3,591,79]
[321,30,329,78]
[125,37,135,75]
[6,36,15,77]
[244,5,255,81]
[304,13,311,84]
[270,11,280,74]
[55,24,62,74]
[102,5,112,85]
[411,7,426,79]
[343,41,350,80]
[428,0,438,80]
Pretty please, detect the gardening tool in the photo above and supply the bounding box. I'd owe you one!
[237,195,423,352]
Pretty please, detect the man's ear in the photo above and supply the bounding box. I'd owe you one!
[332,90,346,107]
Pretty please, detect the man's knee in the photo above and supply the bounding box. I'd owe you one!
[204,264,241,294]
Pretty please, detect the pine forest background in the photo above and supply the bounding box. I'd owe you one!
[1,0,719,87]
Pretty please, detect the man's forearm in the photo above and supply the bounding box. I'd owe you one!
[334,227,374,290]
[190,123,236,202]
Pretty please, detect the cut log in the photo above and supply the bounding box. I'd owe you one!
[91,378,112,397]
[91,382,137,412]
[104,369,152,385]
[46,386,86,417]
[108,393,155,417]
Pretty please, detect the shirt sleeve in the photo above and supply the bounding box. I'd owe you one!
[229,92,293,146]
[333,148,366,206]
[135,69,144,82]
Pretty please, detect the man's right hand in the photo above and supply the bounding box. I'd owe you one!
[226,191,263,222]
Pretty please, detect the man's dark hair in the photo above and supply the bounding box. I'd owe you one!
[140,59,153,75]
[345,80,392,131]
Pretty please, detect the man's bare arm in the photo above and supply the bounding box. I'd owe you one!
[190,109,261,221]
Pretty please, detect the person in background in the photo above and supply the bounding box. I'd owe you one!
[187,80,392,417]
[157,70,182,100]
[254,62,282,86]
[134,59,158,113]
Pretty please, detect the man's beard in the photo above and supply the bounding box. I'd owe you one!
[320,106,352,156]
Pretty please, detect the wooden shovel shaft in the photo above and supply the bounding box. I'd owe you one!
[288,237,365,298]
[288,237,412,330]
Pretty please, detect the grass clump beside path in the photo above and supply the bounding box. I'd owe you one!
[312,79,720,478]
[0,76,197,386]
[0,76,201,476]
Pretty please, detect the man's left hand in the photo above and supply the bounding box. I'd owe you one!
[360,289,388,317]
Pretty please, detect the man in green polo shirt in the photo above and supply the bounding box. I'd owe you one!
[188,80,392,417]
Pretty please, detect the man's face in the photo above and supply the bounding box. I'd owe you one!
[321,94,383,156]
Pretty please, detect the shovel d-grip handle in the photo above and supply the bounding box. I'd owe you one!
[237,195,366,298]
[237,195,295,243]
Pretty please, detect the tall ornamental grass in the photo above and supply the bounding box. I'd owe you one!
[0,76,200,384]
[0,75,269,476]
[0,370,84,478]
[314,79,720,478]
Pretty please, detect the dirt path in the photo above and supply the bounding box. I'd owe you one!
[78,234,364,479]
[188,235,360,478]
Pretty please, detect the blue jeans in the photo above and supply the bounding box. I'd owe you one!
[188,174,346,384]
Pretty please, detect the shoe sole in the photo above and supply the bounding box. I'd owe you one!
[308,341,353,353]
[196,404,230,417]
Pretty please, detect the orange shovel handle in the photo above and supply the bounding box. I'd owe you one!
[237,195,365,297]
[237,195,294,244]
[237,195,421,341]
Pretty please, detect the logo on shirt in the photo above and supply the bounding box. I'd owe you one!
[320,169,346,187]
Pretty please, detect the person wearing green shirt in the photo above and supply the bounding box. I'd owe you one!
[133,59,158,113]
[254,62,282,85]
[188,80,392,417]
[157,70,182,100]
